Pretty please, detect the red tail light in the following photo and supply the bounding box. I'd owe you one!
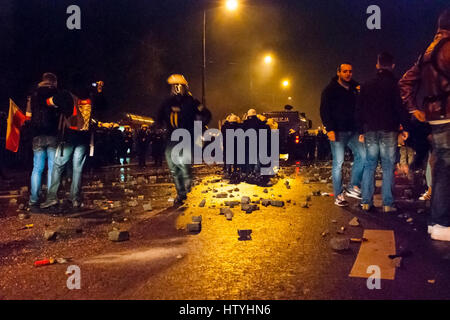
[295,136,299,144]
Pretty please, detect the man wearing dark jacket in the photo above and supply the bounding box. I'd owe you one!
[41,77,104,211]
[26,73,61,212]
[320,63,366,206]
[357,52,409,213]
[242,109,266,180]
[398,9,450,241]
[157,74,211,205]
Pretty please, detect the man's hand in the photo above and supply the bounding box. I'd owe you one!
[359,134,364,143]
[327,131,336,142]
[412,110,426,122]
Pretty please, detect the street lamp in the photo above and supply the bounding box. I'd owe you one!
[202,1,239,107]
[282,79,290,88]
[264,54,273,65]
[226,0,238,11]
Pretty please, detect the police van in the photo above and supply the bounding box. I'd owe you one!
[262,108,312,159]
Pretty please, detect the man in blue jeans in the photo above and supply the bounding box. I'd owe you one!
[41,78,104,211]
[357,52,410,213]
[399,9,450,241]
[320,63,366,206]
[26,73,61,213]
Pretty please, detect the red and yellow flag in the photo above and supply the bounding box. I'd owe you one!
[6,99,26,152]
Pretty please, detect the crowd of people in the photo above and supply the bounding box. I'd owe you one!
[220,109,278,186]
[90,123,166,168]
[319,9,450,242]
[0,10,448,243]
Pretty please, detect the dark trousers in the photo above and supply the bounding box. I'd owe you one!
[137,146,148,167]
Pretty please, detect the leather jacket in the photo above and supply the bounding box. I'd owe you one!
[399,29,450,123]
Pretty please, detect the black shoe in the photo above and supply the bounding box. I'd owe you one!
[29,204,42,214]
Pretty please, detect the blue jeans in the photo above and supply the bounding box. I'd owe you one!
[430,123,450,227]
[47,143,87,203]
[165,142,192,198]
[30,136,57,204]
[361,131,397,207]
[330,132,366,197]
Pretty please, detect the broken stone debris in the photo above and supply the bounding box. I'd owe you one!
[187,222,201,233]
[348,217,360,227]
[127,200,138,207]
[270,200,285,207]
[238,229,252,241]
[216,192,228,198]
[330,237,350,251]
[143,203,153,211]
[44,230,59,241]
[391,257,402,268]
[108,230,130,242]
[18,213,30,220]
[224,200,240,207]
[241,196,250,204]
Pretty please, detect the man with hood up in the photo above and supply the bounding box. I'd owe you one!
[320,63,366,207]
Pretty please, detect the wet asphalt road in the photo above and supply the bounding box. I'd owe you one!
[0,162,449,300]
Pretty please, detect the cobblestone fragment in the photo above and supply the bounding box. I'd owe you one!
[108,230,130,242]
[330,237,350,251]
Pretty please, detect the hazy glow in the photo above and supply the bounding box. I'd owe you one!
[225,0,238,11]
[264,55,273,64]
[282,80,290,88]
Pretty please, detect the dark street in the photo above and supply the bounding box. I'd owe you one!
[0,162,448,300]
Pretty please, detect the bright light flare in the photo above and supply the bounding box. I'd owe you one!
[264,55,273,64]
[225,0,238,11]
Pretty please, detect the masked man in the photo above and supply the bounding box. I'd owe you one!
[157,74,211,206]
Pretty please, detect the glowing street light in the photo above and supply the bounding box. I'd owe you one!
[226,0,238,11]
[282,79,290,88]
[264,55,273,64]
[202,0,239,107]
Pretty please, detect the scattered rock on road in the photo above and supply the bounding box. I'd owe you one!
[330,237,350,251]
[349,217,360,227]
[108,230,130,242]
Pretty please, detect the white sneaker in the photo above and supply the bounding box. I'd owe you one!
[428,224,446,235]
[334,193,349,207]
[431,226,450,241]
[345,186,362,200]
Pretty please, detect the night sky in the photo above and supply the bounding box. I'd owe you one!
[1,0,449,127]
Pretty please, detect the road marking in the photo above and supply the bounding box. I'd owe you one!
[349,229,396,280]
